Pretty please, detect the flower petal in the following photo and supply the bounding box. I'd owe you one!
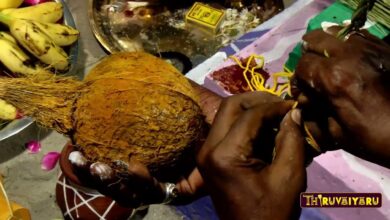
[26,140,41,154]
[24,0,50,6]
[15,109,24,119]
[41,152,61,171]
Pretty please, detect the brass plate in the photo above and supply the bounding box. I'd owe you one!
[89,0,233,69]
[89,0,284,71]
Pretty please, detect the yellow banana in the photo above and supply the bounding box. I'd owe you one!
[0,99,18,120]
[1,2,63,23]
[0,32,51,121]
[0,34,20,121]
[0,15,70,71]
[0,31,16,44]
[0,39,18,120]
[35,22,79,46]
[0,0,23,10]
[0,32,53,77]
[10,19,70,71]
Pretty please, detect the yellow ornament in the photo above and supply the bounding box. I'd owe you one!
[0,175,31,220]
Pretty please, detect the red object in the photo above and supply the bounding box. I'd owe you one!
[41,152,61,171]
[57,144,135,220]
[211,58,270,94]
[26,140,41,154]
[23,0,50,6]
[56,173,135,220]
[15,110,24,119]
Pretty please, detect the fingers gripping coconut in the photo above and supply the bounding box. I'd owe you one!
[0,52,207,205]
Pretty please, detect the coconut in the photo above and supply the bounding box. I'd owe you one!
[0,52,204,176]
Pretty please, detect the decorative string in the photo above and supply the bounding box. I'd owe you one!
[229,55,294,96]
[230,54,321,153]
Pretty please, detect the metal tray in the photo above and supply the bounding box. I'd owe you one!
[0,0,79,141]
[88,0,284,71]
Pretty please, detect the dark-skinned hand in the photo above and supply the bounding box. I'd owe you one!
[197,92,306,220]
[294,26,390,168]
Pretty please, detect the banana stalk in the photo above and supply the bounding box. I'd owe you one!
[0,13,69,71]
[1,2,63,24]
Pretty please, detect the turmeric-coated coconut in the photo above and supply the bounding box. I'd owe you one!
[74,52,203,172]
[0,52,204,175]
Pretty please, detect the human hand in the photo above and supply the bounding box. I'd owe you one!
[62,81,223,207]
[294,26,390,167]
[197,92,306,220]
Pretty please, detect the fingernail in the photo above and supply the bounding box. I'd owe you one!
[321,22,337,34]
[68,151,88,167]
[282,111,290,124]
[291,109,301,125]
[90,162,114,180]
[302,41,308,51]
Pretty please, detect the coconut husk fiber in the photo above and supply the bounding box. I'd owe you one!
[0,52,204,176]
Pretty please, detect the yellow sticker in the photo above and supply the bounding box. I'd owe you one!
[186,2,225,31]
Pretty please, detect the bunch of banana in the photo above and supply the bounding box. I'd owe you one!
[0,34,21,120]
[0,2,79,121]
[0,2,79,71]
[0,32,51,121]
[0,32,52,77]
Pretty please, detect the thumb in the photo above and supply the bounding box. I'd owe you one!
[272,109,305,176]
[176,168,204,197]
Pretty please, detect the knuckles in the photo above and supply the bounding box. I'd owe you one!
[324,58,367,98]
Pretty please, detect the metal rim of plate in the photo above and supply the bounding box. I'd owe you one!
[87,0,230,72]
[0,0,79,141]
[88,0,286,73]
[88,0,118,54]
